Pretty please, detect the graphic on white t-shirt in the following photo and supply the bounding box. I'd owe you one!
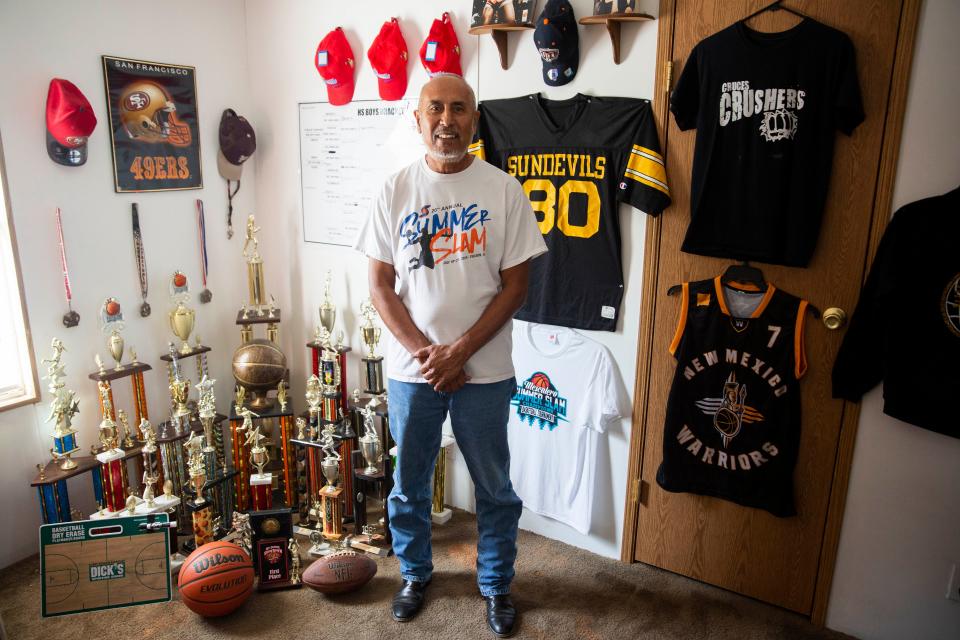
[398,202,490,271]
[511,371,569,431]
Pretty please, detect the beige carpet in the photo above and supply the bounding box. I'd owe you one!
[1,510,854,640]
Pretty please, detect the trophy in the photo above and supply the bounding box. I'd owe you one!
[140,420,159,508]
[243,214,265,310]
[196,375,219,471]
[169,271,197,355]
[246,426,273,510]
[100,297,126,371]
[320,336,341,422]
[184,432,206,506]
[168,343,192,427]
[305,375,322,439]
[117,409,136,449]
[95,381,128,512]
[360,298,384,394]
[319,423,343,540]
[318,270,336,335]
[42,339,81,470]
[277,380,288,413]
[359,399,383,476]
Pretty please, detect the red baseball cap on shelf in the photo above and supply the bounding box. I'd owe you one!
[368,18,409,101]
[45,78,97,167]
[315,27,356,106]
[420,12,462,77]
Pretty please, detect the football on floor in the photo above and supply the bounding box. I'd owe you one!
[302,550,377,594]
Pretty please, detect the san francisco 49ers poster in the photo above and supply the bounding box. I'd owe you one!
[102,55,202,192]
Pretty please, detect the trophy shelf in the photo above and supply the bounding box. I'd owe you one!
[159,344,211,362]
[31,457,100,487]
[236,309,282,325]
[87,362,152,382]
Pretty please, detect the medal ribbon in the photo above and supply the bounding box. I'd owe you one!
[196,199,208,286]
[132,204,148,304]
[55,208,73,305]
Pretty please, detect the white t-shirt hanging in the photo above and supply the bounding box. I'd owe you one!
[508,322,624,534]
[354,156,547,383]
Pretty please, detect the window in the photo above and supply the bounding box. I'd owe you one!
[0,130,39,411]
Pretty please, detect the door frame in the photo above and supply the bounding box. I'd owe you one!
[620,0,924,626]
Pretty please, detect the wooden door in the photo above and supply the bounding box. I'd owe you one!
[623,0,921,618]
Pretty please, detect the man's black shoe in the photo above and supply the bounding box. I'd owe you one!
[391,579,431,622]
[484,594,517,638]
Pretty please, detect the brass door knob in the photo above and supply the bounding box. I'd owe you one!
[823,307,847,330]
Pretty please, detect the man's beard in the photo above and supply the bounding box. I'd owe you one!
[426,147,467,162]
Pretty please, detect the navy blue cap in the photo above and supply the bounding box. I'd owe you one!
[534,0,579,87]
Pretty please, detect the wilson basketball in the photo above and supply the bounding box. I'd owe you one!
[178,541,254,617]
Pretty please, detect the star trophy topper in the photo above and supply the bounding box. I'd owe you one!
[359,298,384,395]
[100,297,127,371]
[42,339,81,470]
[169,270,197,355]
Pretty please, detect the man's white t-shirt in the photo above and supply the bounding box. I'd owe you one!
[354,156,547,383]
[508,322,624,534]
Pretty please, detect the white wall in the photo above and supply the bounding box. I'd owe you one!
[243,0,659,560]
[825,0,960,638]
[0,0,256,569]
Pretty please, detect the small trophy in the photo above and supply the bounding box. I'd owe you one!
[304,375,322,440]
[168,343,192,428]
[184,432,207,506]
[320,336,341,422]
[196,375,219,478]
[100,297,126,371]
[140,421,159,508]
[318,270,336,335]
[359,399,383,476]
[168,271,197,355]
[117,409,136,449]
[319,423,343,540]
[95,382,128,512]
[42,339,81,470]
[360,298,385,394]
[246,426,273,510]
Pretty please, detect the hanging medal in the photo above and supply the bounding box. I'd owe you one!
[196,199,212,303]
[131,203,151,317]
[55,208,80,327]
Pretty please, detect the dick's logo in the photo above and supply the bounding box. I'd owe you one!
[89,560,126,581]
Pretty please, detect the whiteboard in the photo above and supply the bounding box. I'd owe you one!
[299,99,424,246]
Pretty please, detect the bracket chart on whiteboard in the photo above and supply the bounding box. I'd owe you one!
[299,99,422,246]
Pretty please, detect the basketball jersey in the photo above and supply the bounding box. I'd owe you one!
[470,94,671,331]
[656,277,809,517]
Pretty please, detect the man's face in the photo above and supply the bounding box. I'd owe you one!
[415,76,478,164]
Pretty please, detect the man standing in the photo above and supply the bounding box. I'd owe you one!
[354,74,546,638]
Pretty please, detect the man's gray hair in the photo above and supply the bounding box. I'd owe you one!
[419,73,477,111]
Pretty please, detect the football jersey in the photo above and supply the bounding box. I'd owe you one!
[657,277,809,517]
[471,94,671,331]
[508,322,624,533]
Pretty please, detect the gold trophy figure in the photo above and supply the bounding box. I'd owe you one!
[128,346,139,366]
[318,270,336,335]
[100,297,126,371]
[169,271,197,355]
[318,422,344,540]
[117,409,136,449]
[289,538,301,584]
[43,339,81,470]
[245,426,270,476]
[184,432,207,505]
[196,375,218,452]
[242,215,266,310]
[237,406,260,434]
[320,423,341,488]
[277,380,288,413]
[167,343,192,423]
[359,400,383,476]
[234,384,246,411]
[360,298,385,394]
[94,354,106,376]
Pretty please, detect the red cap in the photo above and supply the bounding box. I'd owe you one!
[368,18,409,101]
[45,78,97,166]
[315,27,356,106]
[420,12,462,77]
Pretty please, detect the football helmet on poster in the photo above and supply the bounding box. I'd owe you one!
[119,80,192,146]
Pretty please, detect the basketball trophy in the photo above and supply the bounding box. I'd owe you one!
[319,423,343,541]
[243,214,265,310]
[246,426,272,510]
[100,297,126,371]
[319,332,342,422]
[359,400,383,476]
[360,298,384,394]
[168,271,197,355]
[42,339,80,470]
[95,381,127,512]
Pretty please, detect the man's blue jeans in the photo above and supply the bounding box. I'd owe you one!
[387,377,521,597]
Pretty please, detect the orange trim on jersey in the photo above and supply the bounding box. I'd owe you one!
[712,276,776,318]
[795,300,809,378]
[668,282,689,356]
